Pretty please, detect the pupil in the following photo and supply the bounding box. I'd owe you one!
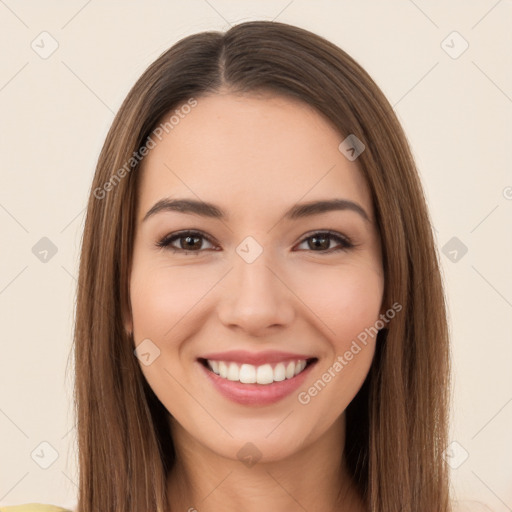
[310,235,329,250]
[180,235,332,251]
[184,235,201,249]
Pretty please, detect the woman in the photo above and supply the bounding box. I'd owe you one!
[4,20,452,512]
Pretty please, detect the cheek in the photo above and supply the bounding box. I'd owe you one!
[130,263,214,340]
[294,261,384,348]
[294,265,382,419]
[129,265,206,409]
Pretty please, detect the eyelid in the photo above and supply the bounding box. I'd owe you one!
[294,229,354,251]
[155,229,355,253]
[155,230,217,251]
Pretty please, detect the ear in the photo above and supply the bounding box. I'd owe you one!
[121,293,133,337]
[124,316,133,337]
[121,266,134,337]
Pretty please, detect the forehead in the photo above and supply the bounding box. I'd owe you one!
[137,92,372,221]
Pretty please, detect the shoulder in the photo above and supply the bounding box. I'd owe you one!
[0,505,73,512]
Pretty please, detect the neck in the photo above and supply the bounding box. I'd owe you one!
[166,413,365,512]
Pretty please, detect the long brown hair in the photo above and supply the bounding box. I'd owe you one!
[72,20,451,512]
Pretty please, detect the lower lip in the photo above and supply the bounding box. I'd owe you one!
[199,360,316,406]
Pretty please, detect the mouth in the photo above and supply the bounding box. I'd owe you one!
[198,357,318,385]
[198,356,318,406]
[196,350,319,405]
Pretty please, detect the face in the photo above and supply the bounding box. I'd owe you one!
[127,92,384,463]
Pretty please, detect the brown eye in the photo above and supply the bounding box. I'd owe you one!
[296,231,353,253]
[155,230,353,255]
[156,231,215,253]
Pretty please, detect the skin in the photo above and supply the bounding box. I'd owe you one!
[126,91,384,512]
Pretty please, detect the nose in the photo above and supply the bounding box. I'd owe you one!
[216,251,295,336]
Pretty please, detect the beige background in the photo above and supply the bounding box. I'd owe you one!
[1,1,511,510]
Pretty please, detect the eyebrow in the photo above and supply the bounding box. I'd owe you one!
[142,197,370,223]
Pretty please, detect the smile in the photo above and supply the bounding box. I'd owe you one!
[197,355,318,406]
[201,358,315,385]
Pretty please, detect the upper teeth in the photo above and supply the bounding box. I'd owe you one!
[207,359,308,385]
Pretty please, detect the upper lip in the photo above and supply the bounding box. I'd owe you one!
[199,350,316,366]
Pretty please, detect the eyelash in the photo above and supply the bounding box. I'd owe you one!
[155,230,354,255]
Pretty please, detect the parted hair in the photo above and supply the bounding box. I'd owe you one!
[72,20,451,512]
